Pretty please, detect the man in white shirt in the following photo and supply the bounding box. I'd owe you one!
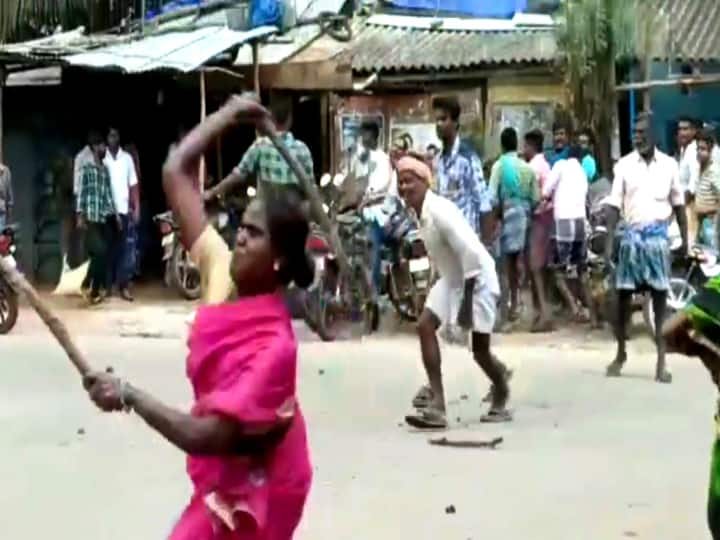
[104,127,139,301]
[396,155,511,429]
[350,121,393,303]
[678,117,700,242]
[543,145,593,324]
[605,113,687,383]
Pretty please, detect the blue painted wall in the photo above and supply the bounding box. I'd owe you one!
[640,61,720,154]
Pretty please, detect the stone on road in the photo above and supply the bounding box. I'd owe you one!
[0,308,714,539]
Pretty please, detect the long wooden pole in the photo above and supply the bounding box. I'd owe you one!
[252,41,261,96]
[0,257,91,376]
[0,65,5,164]
[262,128,350,278]
[199,71,207,191]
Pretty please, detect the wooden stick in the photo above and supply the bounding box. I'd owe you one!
[429,436,504,449]
[262,127,351,278]
[0,257,91,376]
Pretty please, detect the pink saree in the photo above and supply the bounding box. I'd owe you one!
[169,293,312,540]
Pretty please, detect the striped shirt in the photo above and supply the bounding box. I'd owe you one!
[435,137,490,235]
[696,161,720,214]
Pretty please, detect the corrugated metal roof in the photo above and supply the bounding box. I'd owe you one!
[234,24,322,66]
[655,0,720,61]
[343,18,558,73]
[64,25,276,73]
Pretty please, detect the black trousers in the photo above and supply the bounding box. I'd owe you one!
[85,218,111,296]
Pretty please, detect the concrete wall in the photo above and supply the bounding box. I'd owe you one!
[485,75,567,157]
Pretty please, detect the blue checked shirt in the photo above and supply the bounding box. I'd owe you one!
[435,137,490,235]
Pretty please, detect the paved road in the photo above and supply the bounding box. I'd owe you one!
[0,306,716,539]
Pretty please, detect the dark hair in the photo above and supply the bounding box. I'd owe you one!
[524,129,544,153]
[697,128,716,147]
[432,96,461,122]
[552,120,570,134]
[677,115,696,128]
[269,93,293,127]
[635,111,653,125]
[265,187,314,289]
[500,127,518,153]
[360,120,380,141]
[87,131,104,146]
[578,127,595,145]
[567,144,583,160]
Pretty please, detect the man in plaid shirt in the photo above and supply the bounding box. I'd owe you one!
[76,134,118,304]
[206,93,313,202]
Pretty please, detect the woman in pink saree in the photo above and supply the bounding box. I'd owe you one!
[83,96,313,539]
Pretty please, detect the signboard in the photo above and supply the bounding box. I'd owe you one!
[389,121,442,155]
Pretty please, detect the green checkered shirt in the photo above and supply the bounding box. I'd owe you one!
[76,162,116,223]
[236,132,314,199]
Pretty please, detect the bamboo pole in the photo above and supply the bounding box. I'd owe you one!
[261,127,350,278]
[199,71,207,191]
[0,257,91,376]
[252,41,261,96]
[0,65,5,164]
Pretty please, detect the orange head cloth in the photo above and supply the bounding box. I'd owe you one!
[396,155,432,186]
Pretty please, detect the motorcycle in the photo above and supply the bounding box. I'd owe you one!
[302,174,431,339]
[154,211,201,300]
[0,225,19,334]
[643,241,720,336]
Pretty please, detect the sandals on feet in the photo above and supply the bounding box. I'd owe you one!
[405,409,448,430]
[411,385,434,409]
[480,408,513,423]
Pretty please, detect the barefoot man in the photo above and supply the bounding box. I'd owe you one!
[605,112,687,383]
[397,155,511,428]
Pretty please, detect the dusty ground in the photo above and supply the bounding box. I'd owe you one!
[0,299,716,539]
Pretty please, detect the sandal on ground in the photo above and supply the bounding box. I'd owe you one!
[480,408,513,423]
[405,409,448,430]
[412,385,434,409]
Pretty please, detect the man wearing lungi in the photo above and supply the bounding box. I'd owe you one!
[488,127,539,327]
[605,113,687,383]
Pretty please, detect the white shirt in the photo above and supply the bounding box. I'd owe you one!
[543,158,588,220]
[417,190,499,294]
[608,149,684,226]
[104,148,138,215]
[679,140,698,193]
[351,147,392,198]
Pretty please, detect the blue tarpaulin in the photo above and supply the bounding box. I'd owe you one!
[146,0,204,20]
[384,0,527,18]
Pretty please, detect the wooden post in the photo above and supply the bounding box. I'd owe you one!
[252,41,261,96]
[0,65,5,164]
[199,70,207,191]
